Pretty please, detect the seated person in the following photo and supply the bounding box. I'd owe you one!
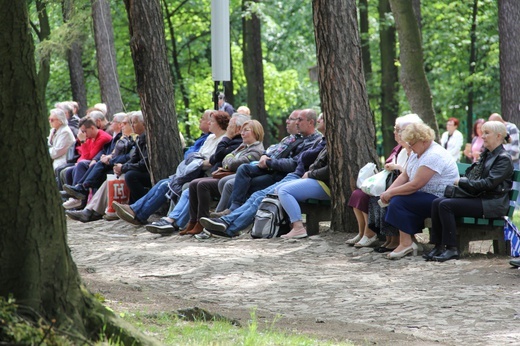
[212,109,321,217]
[426,121,513,262]
[183,110,212,159]
[440,117,464,162]
[277,116,329,239]
[180,120,265,235]
[62,115,112,209]
[379,122,459,260]
[63,113,136,201]
[112,112,244,226]
[47,108,75,171]
[346,114,422,250]
[199,117,327,238]
[113,111,150,203]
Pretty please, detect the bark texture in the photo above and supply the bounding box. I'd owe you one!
[91,0,124,119]
[498,0,520,124]
[243,0,269,146]
[34,0,50,116]
[466,0,478,139]
[124,0,183,184]
[389,0,438,134]
[379,0,399,157]
[312,0,379,232]
[0,2,157,344]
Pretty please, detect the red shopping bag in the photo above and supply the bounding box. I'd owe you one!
[106,174,130,213]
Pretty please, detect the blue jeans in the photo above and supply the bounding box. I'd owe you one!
[222,173,300,236]
[131,178,169,222]
[228,164,285,210]
[167,188,190,228]
[277,179,330,223]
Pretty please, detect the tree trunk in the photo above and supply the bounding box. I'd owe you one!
[412,0,421,32]
[124,0,183,184]
[63,0,88,117]
[162,0,191,136]
[242,0,269,146]
[91,0,124,119]
[312,0,379,233]
[379,0,399,157]
[389,0,438,135]
[34,0,50,116]
[358,0,372,82]
[466,0,478,140]
[498,0,520,124]
[0,2,157,344]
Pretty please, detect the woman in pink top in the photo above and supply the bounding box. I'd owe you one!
[464,118,485,163]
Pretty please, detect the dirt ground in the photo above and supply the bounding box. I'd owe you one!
[68,219,520,346]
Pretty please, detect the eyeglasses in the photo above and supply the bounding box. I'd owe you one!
[393,126,400,133]
[241,128,252,133]
[48,118,58,122]
[122,121,128,125]
[288,118,298,122]
[406,141,418,148]
[296,117,307,122]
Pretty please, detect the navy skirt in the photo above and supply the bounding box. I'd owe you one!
[385,191,437,235]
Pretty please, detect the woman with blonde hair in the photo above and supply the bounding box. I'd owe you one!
[380,122,459,259]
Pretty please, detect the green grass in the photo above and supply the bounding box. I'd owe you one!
[117,309,355,346]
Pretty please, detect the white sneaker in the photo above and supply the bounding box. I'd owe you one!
[63,197,82,210]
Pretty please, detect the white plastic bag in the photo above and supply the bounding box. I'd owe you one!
[356,162,378,188]
[361,170,390,196]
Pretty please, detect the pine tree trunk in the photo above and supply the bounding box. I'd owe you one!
[466,0,478,140]
[124,0,183,184]
[498,0,520,125]
[358,0,372,82]
[243,0,269,145]
[35,0,50,116]
[0,2,157,344]
[312,0,379,232]
[91,0,124,119]
[379,0,399,157]
[63,0,88,117]
[389,0,438,135]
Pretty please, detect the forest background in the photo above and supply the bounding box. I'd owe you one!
[32,0,502,157]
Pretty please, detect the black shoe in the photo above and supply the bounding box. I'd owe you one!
[510,259,520,268]
[422,246,445,261]
[205,228,232,238]
[374,246,395,253]
[60,190,71,199]
[66,209,102,223]
[199,217,228,232]
[63,184,88,200]
[145,219,179,235]
[432,248,459,262]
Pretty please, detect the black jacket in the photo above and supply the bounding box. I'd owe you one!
[458,145,513,218]
[307,145,329,187]
[122,132,149,174]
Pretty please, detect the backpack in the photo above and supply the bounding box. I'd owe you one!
[251,194,291,239]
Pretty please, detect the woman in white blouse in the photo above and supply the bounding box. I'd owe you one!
[48,108,75,171]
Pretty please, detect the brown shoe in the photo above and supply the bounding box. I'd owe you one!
[186,222,203,235]
[113,201,141,226]
[179,221,196,235]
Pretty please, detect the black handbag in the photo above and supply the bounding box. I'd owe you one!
[444,184,479,198]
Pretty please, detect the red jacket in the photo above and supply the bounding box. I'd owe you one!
[77,130,112,162]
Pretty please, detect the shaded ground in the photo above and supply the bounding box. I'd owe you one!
[68,219,520,345]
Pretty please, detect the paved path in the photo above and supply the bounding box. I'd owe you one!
[67,219,520,345]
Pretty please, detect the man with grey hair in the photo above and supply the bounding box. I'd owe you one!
[56,101,80,137]
[89,110,110,133]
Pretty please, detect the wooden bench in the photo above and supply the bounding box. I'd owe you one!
[301,199,331,236]
[433,162,520,255]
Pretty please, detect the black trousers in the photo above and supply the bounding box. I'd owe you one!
[125,170,151,204]
[430,197,484,247]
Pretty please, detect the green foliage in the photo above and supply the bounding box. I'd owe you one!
[115,308,354,346]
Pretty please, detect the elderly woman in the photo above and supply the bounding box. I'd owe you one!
[347,114,422,249]
[181,120,265,235]
[48,108,75,171]
[426,121,513,262]
[380,122,459,260]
